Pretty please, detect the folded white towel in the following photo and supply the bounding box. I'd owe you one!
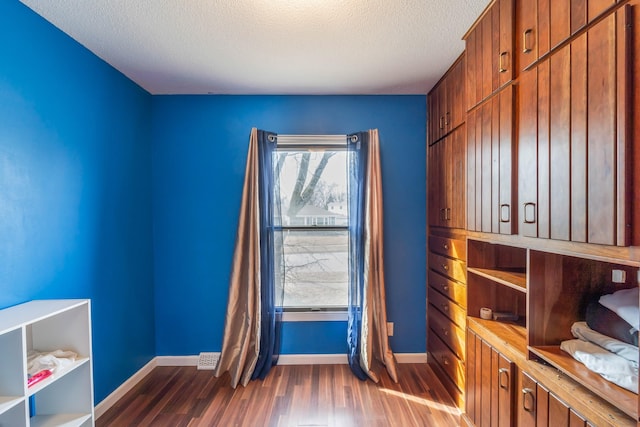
[571,321,638,365]
[27,349,78,375]
[599,288,639,331]
[561,339,638,393]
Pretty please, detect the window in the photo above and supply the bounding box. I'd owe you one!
[273,147,348,311]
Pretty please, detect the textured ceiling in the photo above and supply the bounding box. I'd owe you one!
[19,0,488,95]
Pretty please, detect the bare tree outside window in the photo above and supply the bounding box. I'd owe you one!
[274,150,348,309]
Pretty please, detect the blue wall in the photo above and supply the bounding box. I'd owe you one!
[0,2,155,403]
[2,0,427,406]
[151,95,427,356]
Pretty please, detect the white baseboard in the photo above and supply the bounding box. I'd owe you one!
[94,357,158,419]
[94,352,427,418]
[156,355,200,366]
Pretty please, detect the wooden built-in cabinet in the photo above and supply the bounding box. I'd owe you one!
[427,230,468,408]
[463,238,639,426]
[428,54,466,143]
[516,0,619,71]
[466,86,516,235]
[466,329,516,427]
[518,4,633,246]
[465,0,514,110]
[428,0,640,423]
[427,53,469,409]
[429,127,466,229]
[518,370,592,427]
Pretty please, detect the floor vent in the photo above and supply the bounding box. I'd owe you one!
[197,352,220,370]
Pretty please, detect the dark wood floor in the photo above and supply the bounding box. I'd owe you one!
[97,363,460,426]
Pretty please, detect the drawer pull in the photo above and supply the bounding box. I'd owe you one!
[441,356,449,366]
[443,243,449,250]
[441,304,449,312]
[499,51,509,73]
[442,264,449,271]
[500,204,510,223]
[442,328,449,336]
[522,387,535,412]
[439,116,445,130]
[523,29,533,53]
[524,202,536,224]
[498,368,509,390]
[441,284,449,292]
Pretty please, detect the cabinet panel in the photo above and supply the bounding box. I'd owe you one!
[518,371,539,427]
[429,127,466,229]
[516,0,617,71]
[429,235,467,260]
[428,328,465,392]
[429,304,466,360]
[587,12,617,245]
[429,252,466,283]
[518,8,630,245]
[549,47,571,241]
[428,270,467,308]
[548,392,570,426]
[428,286,466,328]
[467,86,516,235]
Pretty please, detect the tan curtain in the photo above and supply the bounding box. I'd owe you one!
[360,129,399,383]
[213,128,261,388]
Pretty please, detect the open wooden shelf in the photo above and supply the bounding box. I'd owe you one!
[529,345,638,420]
[467,267,526,292]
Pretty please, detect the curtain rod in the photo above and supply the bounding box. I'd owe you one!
[274,134,350,146]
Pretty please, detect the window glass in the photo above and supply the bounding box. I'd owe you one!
[273,150,348,309]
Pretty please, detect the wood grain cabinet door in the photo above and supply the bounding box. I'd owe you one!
[518,5,632,246]
[517,371,539,427]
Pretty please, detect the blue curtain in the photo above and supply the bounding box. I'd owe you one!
[347,131,369,380]
[252,129,284,380]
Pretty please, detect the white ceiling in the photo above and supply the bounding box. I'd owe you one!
[19,0,488,95]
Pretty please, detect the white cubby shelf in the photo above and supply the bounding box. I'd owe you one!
[0,299,94,427]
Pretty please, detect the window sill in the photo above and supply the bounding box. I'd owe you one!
[281,311,348,322]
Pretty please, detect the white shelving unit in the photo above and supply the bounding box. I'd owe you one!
[0,300,94,427]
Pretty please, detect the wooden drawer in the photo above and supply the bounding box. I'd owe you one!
[429,303,466,360]
[429,286,466,328]
[429,329,465,392]
[428,269,467,308]
[429,252,466,282]
[429,235,467,261]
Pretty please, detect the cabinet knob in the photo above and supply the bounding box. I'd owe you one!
[441,284,449,292]
[441,304,449,312]
[442,328,449,336]
[442,264,449,271]
[443,243,449,250]
[522,387,535,412]
[523,29,533,53]
[441,356,449,366]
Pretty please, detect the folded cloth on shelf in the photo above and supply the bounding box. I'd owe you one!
[599,287,639,331]
[571,321,638,365]
[586,301,638,346]
[27,349,78,376]
[561,339,638,393]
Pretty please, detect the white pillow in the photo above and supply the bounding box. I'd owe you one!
[599,287,639,331]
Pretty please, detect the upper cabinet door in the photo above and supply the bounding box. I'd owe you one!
[465,0,514,110]
[518,4,633,246]
[516,0,618,72]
